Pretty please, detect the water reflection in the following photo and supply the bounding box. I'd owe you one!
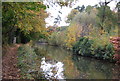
[72,55,120,79]
[34,44,120,79]
[40,57,65,79]
[35,44,80,79]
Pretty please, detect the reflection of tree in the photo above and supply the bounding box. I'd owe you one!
[72,55,91,73]
[35,44,71,61]
[34,45,48,58]
[34,45,120,79]
[63,56,80,79]
[112,65,120,79]
[94,62,113,78]
[72,55,120,79]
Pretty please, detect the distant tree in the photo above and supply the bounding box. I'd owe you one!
[85,5,94,14]
[67,5,98,37]
[44,0,78,26]
[97,1,117,33]
[66,9,79,23]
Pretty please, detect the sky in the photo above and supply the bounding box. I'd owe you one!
[43,0,118,27]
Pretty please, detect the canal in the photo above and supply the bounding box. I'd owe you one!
[33,44,120,79]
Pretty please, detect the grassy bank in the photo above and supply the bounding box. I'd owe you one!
[17,44,46,79]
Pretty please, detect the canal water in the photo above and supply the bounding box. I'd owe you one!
[34,44,120,79]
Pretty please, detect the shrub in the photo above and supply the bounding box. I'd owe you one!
[73,37,115,61]
[94,43,114,60]
[104,43,115,60]
[73,37,93,57]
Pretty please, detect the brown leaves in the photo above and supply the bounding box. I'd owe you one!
[2,44,21,79]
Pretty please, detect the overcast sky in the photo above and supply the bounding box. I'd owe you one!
[43,0,118,27]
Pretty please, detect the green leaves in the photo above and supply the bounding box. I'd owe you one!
[73,37,93,56]
[25,3,46,11]
[96,5,117,33]
[17,45,38,79]
[73,37,115,61]
[2,2,48,44]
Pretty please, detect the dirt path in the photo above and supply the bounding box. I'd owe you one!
[2,44,21,79]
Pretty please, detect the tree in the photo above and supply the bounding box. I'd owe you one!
[97,5,117,33]
[66,9,79,23]
[70,6,97,36]
[85,5,93,14]
[2,2,48,44]
[44,0,79,27]
[96,0,118,34]
[99,0,114,24]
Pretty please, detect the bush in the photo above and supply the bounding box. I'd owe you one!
[73,37,93,57]
[94,43,114,60]
[73,37,115,61]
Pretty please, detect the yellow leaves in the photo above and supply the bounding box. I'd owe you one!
[87,25,112,48]
[17,9,47,35]
[65,24,82,48]
[99,29,105,35]
[13,3,48,36]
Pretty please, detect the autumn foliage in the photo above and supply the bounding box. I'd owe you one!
[110,37,120,64]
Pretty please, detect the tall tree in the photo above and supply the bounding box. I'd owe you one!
[2,2,48,44]
[97,1,117,33]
